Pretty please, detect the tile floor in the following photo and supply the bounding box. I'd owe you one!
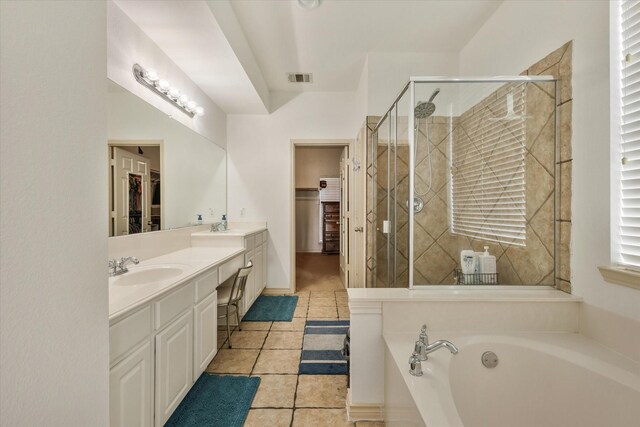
[205,253,383,426]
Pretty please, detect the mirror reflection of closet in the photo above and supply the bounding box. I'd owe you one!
[109,142,162,237]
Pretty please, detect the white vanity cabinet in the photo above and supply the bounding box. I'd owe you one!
[241,230,268,314]
[109,258,234,427]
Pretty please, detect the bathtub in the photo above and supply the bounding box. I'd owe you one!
[384,332,640,427]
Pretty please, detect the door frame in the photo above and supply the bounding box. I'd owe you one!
[108,140,164,235]
[290,139,354,293]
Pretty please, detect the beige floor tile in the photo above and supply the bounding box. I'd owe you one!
[295,291,311,297]
[309,297,337,307]
[337,306,350,318]
[227,330,268,349]
[294,305,309,318]
[217,331,228,349]
[251,375,298,408]
[253,350,301,374]
[245,409,293,427]
[307,306,338,318]
[272,317,306,331]
[292,408,353,427]
[296,298,309,307]
[310,291,337,298]
[295,375,348,408]
[263,331,304,349]
[355,422,385,426]
[336,295,349,303]
[239,321,272,331]
[206,349,259,374]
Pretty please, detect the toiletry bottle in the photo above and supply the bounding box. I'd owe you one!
[221,214,227,231]
[478,246,497,284]
[197,214,203,225]
[460,250,477,284]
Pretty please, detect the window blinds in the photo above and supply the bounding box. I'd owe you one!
[450,84,527,247]
[620,0,640,268]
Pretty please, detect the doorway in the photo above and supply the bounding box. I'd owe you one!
[108,141,162,237]
[291,139,356,293]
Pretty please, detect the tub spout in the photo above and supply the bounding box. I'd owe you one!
[425,340,459,358]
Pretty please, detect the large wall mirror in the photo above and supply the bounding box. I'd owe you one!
[108,80,226,237]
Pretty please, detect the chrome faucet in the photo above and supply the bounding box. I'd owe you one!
[210,221,226,232]
[409,351,423,376]
[414,324,458,361]
[108,256,139,277]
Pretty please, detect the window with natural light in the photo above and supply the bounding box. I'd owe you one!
[619,0,640,270]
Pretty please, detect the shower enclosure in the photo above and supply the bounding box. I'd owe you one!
[367,77,558,289]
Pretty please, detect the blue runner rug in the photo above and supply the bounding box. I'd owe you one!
[299,320,350,375]
[165,374,259,427]
[242,295,298,322]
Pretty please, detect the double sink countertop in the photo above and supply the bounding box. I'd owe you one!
[109,225,266,322]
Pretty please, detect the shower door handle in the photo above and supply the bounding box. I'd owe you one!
[354,226,363,232]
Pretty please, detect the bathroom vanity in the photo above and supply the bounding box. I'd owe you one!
[108,225,267,427]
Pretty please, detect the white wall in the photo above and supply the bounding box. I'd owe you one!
[367,52,459,115]
[0,1,109,425]
[460,0,640,321]
[295,147,343,252]
[227,92,359,288]
[107,1,227,148]
[108,90,227,228]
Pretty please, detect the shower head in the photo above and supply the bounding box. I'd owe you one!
[415,88,441,119]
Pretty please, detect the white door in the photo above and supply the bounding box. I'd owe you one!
[109,341,153,427]
[155,311,193,427]
[112,146,151,236]
[193,292,217,379]
[340,146,350,288]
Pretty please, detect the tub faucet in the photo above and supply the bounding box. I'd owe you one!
[109,256,139,277]
[415,324,459,360]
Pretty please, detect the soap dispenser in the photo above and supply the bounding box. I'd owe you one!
[478,246,497,283]
[196,214,203,225]
[221,214,228,231]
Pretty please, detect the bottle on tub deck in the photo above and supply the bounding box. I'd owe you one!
[460,250,477,284]
[221,214,228,231]
[478,246,497,284]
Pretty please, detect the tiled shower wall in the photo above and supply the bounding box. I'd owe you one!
[365,42,572,290]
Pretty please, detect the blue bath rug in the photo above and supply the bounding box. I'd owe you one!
[299,320,350,375]
[164,374,259,427]
[242,295,298,321]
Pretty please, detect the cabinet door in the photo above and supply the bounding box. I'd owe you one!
[155,311,193,427]
[110,341,153,427]
[262,241,268,291]
[255,245,264,296]
[243,250,256,314]
[193,291,217,378]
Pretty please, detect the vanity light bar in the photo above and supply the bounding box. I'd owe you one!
[132,64,204,118]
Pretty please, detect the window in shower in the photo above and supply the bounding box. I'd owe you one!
[450,83,527,247]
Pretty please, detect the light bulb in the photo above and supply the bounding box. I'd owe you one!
[195,106,204,116]
[179,94,189,105]
[157,80,170,92]
[168,87,180,99]
[145,68,159,82]
[187,101,197,110]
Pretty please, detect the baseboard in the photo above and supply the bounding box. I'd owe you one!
[346,389,384,422]
[261,288,293,296]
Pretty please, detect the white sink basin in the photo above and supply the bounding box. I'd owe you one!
[113,265,186,287]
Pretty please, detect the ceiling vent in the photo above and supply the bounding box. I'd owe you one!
[287,73,313,83]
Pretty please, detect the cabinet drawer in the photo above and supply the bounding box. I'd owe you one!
[110,305,152,367]
[219,254,244,283]
[195,268,218,303]
[155,282,194,330]
[245,235,256,251]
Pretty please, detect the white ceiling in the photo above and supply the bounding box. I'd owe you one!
[113,0,502,114]
[229,0,503,92]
